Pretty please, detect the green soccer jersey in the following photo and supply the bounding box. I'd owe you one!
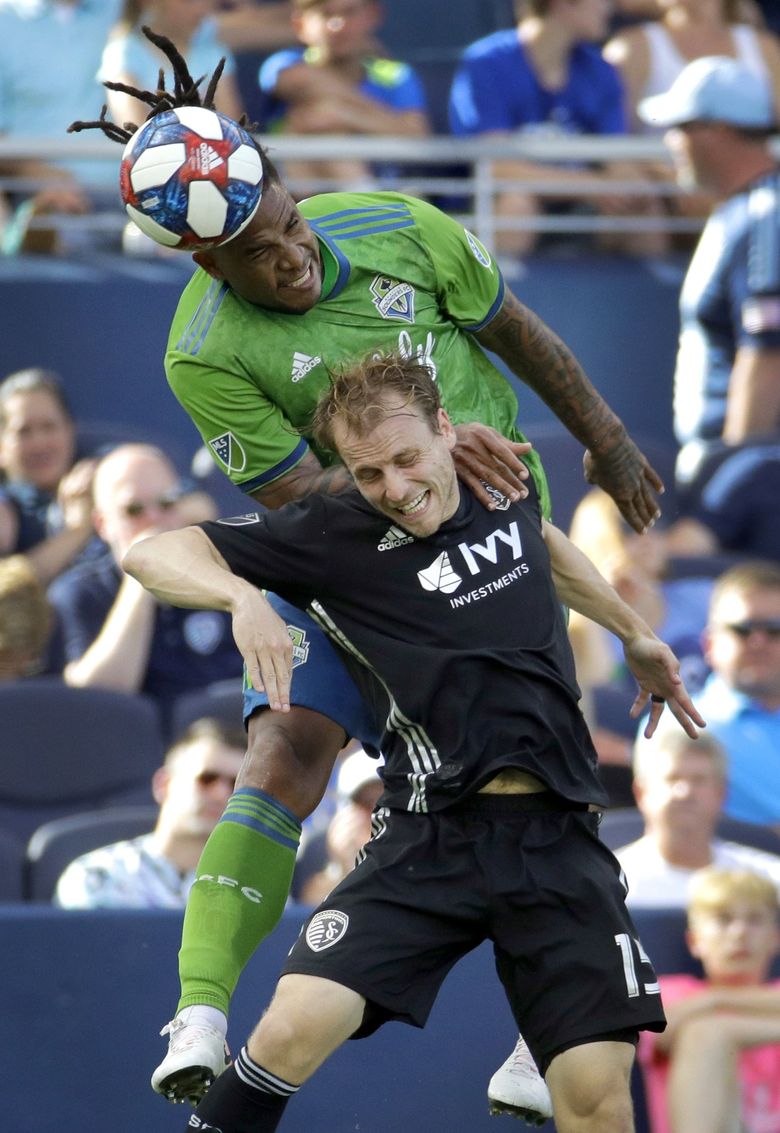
[166,191,550,515]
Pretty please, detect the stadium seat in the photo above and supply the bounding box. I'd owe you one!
[0,829,25,903]
[169,677,245,740]
[24,804,159,902]
[0,679,163,845]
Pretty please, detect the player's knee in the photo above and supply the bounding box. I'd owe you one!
[238,708,345,817]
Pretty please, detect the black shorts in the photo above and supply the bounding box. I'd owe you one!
[283,793,666,1072]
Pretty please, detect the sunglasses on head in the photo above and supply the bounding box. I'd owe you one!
[121,490,183,519]
[723,619,780,640]
[195,770,237,789]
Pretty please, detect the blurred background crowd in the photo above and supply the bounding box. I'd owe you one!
[2,3,780,1132]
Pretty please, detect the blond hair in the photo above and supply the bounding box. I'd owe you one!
[0,555,52,670]
[688,866,780,926]
[632,725,727,786]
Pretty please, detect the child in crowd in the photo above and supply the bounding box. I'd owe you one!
[639,867,780,1133]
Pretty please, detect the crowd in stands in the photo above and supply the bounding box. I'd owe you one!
[1,7,780,1132]
[0,0,779,254]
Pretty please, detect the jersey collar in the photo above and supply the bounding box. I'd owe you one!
[310,222,351,301]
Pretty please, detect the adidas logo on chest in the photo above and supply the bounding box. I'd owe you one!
[377,525,414,551]
[291,351,322,383]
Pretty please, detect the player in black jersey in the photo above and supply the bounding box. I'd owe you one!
[125,352,703,1133]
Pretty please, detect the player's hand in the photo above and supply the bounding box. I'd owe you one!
[452,423,531,510]
[622,634,706,739]
[583,440,664,534]
[230,588,293,713]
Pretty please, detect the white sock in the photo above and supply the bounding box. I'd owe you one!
[176,1004,228,1035]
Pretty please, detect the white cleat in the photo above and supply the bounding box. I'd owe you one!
[488,1034,553,1125]
[151,1016,230,1105]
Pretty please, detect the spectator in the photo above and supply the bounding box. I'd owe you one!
[637,56,780,496]
[0,368,97,586]
[447,0,665,257]
[638,866,780,1133]
[617,728,780,908]
[694,561,780,827]
[0,0,126,254]
[604,0,780,134]
[294,746,383,905]
[48,442,242,734]
[99,1,244,130]
[258,0,430,193]
[55,717,246,908]
[0,554,52,680]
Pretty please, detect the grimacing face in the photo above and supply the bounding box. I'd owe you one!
[332,400,461,538]
[194,181,323,313]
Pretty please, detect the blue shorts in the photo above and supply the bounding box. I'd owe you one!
[242,593,381,749]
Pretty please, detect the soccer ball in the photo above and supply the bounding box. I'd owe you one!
[119,106,263,250]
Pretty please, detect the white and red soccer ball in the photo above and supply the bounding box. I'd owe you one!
[120,106,263,249]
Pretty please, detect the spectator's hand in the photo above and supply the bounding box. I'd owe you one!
[622,634,706,739]
[57,458,97,531]
[583,441,663,534]
[452,424,530,510]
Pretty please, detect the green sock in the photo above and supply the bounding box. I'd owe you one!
[177,788,302,1014]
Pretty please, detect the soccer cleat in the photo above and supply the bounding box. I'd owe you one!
[151,1016,231,1105]
[488,1034,553,1125]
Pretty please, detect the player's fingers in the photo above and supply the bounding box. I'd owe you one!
[616,495,646,535]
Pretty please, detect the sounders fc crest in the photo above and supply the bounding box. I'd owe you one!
[369,275,415,323]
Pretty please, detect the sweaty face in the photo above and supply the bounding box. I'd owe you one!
[198,181,323,312]
[333,401,460,538]
[0,389,75,492]
[706,587,780,705]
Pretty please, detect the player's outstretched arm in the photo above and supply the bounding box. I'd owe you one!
[123,527,293,712]
[543,520,705,738]
[475,290,663,533]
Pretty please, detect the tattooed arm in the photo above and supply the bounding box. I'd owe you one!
[249,449,353,509]
[475,289,663,533]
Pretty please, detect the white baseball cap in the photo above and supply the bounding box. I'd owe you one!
[638,56,776,130]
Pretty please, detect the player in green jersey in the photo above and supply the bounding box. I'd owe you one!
[73,33,665,1123]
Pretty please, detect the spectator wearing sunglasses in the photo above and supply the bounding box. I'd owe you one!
[692,562,780,830]
[48,444,243,735]
[55,717,246,909]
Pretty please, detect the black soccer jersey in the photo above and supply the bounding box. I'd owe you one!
[201,480,607,813]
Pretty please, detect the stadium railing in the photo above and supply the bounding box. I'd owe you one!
[0,132,748,250]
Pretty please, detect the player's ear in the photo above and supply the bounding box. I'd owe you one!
[193,250,226,281]
[437,408,456,448]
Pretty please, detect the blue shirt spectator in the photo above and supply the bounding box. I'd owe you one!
[449,30,626,138]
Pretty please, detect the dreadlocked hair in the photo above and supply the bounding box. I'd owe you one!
[67,25,262,149]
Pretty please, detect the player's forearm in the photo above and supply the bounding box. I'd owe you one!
[63,575,156,692]
[251,453,353,509]
[544,520,654,646]
[475,290,629,459]
[123,526,252,614]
